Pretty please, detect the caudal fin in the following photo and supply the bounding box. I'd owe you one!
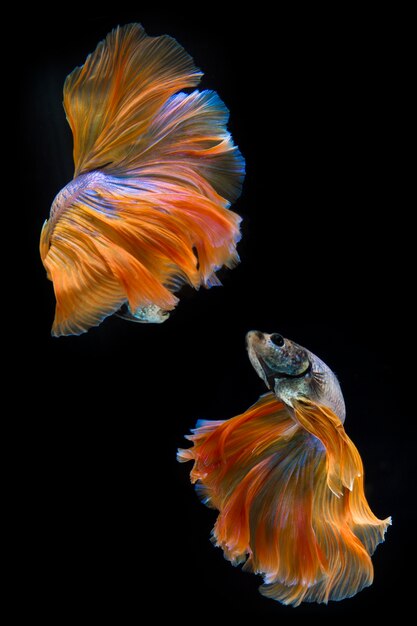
[63,23,244,204]
[42,24,245,335]
[178,395,391,606]
[64,24,202,177]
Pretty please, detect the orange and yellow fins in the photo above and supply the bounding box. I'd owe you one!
[39,178,179,336]
[63,23,203,177]
[178,394,391,606]
[41,24,244,335]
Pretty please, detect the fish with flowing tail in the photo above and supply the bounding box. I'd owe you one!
[40,24,244,336]
[178,331,391,606]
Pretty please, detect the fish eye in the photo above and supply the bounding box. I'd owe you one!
[270,333,284,347]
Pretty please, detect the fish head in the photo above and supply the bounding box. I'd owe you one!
[246,330,312,399]
[246,330,346,421]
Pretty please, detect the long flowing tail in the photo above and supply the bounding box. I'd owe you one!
[40,24,244,336]
[178,394,391,606]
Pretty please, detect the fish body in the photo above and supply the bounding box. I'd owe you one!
[40,24,244,336]
[178,331,391,606]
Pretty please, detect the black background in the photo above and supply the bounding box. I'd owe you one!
[20,7,413,621]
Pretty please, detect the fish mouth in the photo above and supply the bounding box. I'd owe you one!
[256,354,312,390]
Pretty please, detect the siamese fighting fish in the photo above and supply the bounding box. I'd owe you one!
[178,331,391,606]
[40,24,244,336]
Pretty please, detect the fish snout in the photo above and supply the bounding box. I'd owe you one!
[246,330,265,347]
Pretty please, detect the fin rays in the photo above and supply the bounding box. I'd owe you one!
[42,24,245,335]
[64,24,202,176]
[179,395,391,606]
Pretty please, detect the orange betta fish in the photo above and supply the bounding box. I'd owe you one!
[178,331,391,606]
[40,24,244,336]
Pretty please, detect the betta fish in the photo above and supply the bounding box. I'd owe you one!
[40,24,244,336]
[178,331,391,606]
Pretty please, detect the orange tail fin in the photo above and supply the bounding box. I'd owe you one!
[41,24,244,336]
[63,23,202,177]
[178,394,391,606]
